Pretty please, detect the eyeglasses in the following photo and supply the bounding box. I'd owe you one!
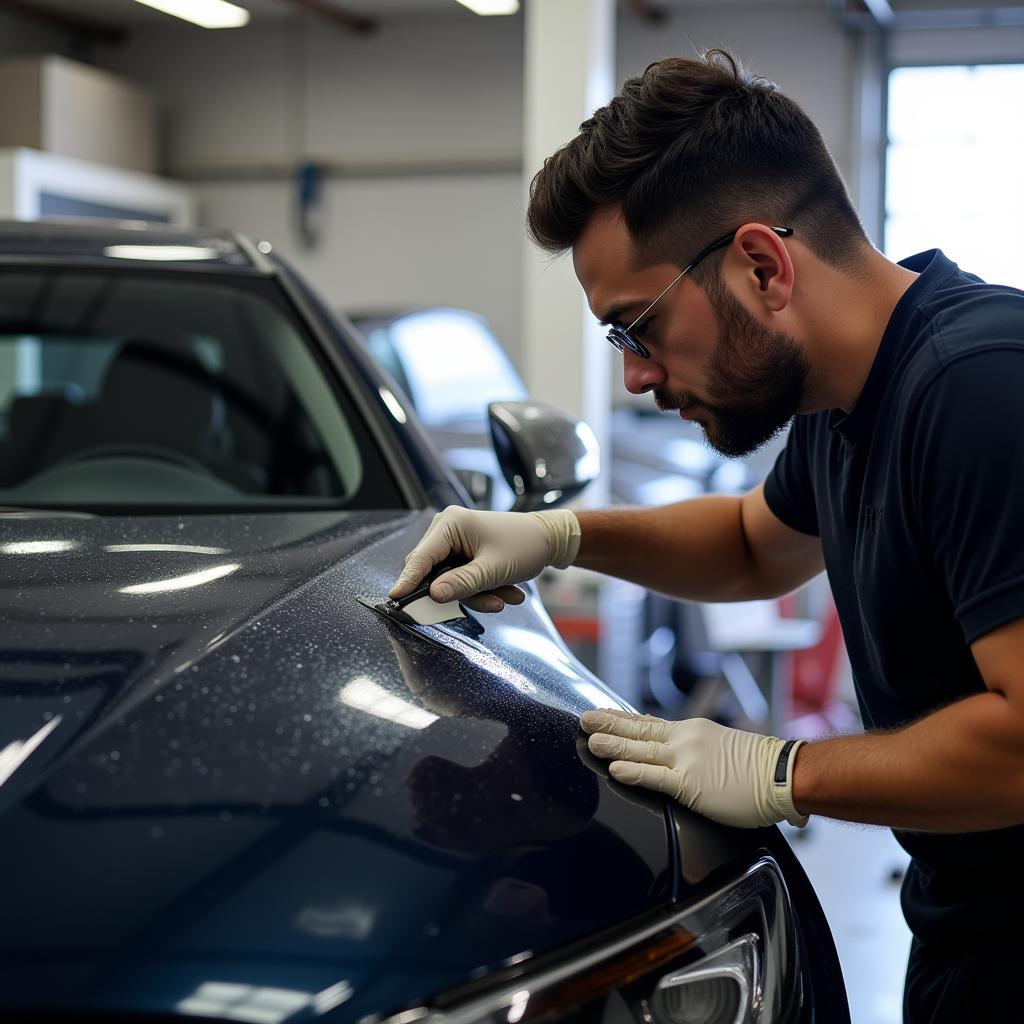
[606,225,794,359]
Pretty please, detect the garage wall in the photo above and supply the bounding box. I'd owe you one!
[194,171,525,336]
[888,22,1024,65]
[619,3,857,200]
[70,3,1022,378]
[93,5,862,372]
[0,10,73,58]
[95,13,527,366]
[99,15,523,175]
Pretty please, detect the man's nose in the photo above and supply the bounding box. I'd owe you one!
[622,347,666,395]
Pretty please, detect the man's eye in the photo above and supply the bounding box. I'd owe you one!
[633,317,654,339]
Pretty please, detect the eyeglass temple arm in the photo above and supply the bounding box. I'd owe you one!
[684,225,794,274]
[626,225,793,331]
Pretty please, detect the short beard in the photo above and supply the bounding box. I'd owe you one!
[659,279,809,458]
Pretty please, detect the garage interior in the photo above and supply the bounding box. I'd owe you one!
[1,1,1023,1021]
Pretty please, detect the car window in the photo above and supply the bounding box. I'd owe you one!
[387,309,526,427]
[0,270,405,512]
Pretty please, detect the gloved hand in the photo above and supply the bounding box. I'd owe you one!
[388,506,580,613]
[581,709,808,829]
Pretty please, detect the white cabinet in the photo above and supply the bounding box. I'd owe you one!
[0,147,193,226]
[0,55,156,174]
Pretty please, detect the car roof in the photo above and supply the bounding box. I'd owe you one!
[0,218,267,270]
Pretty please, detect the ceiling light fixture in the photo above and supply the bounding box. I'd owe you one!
[131,0,250,29]
[452,0,520,15]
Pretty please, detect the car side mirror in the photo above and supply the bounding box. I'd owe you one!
[487,401,600,513]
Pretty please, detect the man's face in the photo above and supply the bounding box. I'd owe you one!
[573,207,808,458]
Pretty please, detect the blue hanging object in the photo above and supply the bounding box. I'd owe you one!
[295,161,322,250]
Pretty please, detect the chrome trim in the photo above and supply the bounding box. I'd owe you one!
[232,229,277,274]
[654,933,759,1024]
[0,255,265,274]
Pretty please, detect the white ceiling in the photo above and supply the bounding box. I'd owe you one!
[17,0,1024,33]
[15,0,823,31]
[9,0,427,30]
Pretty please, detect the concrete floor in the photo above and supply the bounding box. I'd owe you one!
[785,817,913,1024]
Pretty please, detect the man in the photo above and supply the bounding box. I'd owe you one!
[389,50,1024,1020]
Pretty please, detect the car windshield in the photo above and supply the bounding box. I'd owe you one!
[0,269,405,513]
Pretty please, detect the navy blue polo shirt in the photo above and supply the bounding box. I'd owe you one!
[764,250,1024,945]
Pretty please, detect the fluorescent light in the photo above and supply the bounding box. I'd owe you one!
[453,0,519,14]
[105,543,228,555]
[131,0,250,29]
[312,980,354,1015]
[104,245,220,261]
[507,990,530,1024]
[1,540,75,555]
[177,983,311,1024]
[339,677,438,730]
[120,562,241,594]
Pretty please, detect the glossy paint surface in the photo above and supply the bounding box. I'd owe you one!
[0,509,688,1022]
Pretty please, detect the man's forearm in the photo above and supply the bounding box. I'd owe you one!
[575,496,764,602]
[793,691,1024,831]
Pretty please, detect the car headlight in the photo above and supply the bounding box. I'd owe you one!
[378,856,802,1024]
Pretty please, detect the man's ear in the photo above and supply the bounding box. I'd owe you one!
[731,223,795,313]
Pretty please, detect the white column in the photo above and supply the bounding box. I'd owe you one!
[851,30,888,249]
[522,0,615,506]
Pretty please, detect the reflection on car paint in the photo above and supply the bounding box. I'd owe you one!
[1,507,677,1021]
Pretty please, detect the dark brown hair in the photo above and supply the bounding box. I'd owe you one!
[527,50,868,282]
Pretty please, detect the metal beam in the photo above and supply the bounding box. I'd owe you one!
[861,0,895,27]
[891,6,1024,29]
[168,152,523,181]
[826,0,880,32]
[0,0,126,45]
[273,0,377,34]
[828,0,1024,32]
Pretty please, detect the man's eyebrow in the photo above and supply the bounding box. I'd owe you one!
[598,299,647,327]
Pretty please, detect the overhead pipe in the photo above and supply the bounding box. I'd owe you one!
[827,0,1024,31]
[273,0,377,34]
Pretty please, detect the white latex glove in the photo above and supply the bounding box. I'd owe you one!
[388,505,580,613]
[581,709,808,829]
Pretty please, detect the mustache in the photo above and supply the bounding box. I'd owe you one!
[654,389,698,412]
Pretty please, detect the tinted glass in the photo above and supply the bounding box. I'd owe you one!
[0,270,405,512]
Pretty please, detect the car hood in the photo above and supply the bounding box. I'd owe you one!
[0,508,684,1022]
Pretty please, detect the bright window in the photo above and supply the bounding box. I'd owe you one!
[885,64,1024,289]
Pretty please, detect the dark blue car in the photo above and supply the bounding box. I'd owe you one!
[0,221,848,1023]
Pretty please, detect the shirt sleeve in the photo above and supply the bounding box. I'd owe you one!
[763,415,820,537]
[912,347,1024,643]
